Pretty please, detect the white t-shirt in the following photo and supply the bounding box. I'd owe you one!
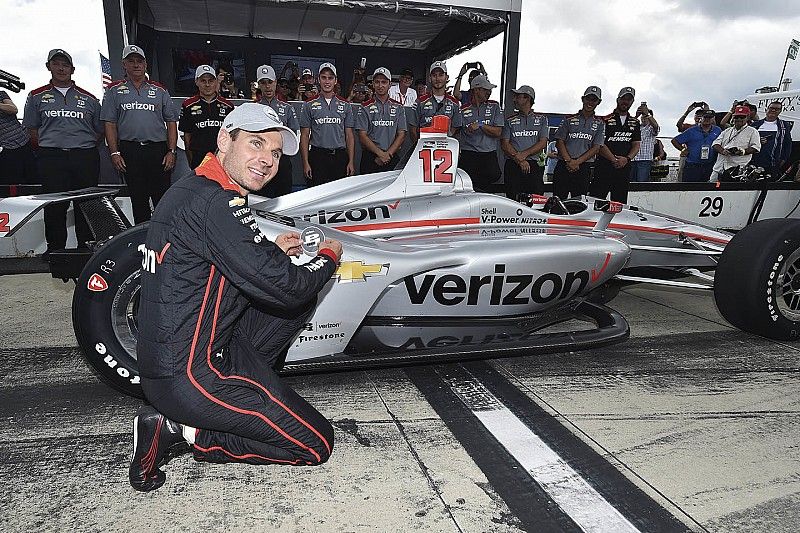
[711,124,761,178]
[758,120,778,132]
[388,85,417,107]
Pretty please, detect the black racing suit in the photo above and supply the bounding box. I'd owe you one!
[137,154,338,466]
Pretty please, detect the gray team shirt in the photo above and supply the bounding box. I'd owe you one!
[355,97,407,151]
[100,79,179,142]
[22,84,102,149]
[502,111,549,160]
[554,111,605,162]
[410,93,462,129]
[260,97,300,132]
[299,95,354,150]
[459,100,504,152]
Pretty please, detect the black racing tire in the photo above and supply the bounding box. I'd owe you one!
[714,218,800,341]
[72,224,149,398]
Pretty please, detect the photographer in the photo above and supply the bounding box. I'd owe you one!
[720,100,758,129]
[453,62,485,106]
[676,101,709,132]
[630,102,660,182]
[671,109,721,182]
[217,64,244,99]
[710,105,760,182]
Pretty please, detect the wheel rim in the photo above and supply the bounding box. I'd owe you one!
[777,248,800,321]
[110,269,141,361]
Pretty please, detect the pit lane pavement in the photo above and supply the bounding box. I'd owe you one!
[1,273,799,532]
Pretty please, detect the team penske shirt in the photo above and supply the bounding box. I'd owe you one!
[602,112,641,156]
[355,97,407,151]
[178,94,234,155]
[260,96,300,132]
[22,83,102,149]
[299,95,354,150]
[502,111,549,160]
[100,79,179,142]
[459,100,504,152]
[411,93,462,129]
[554,111,605,162]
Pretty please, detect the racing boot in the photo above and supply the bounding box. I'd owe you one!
[129,405,187,492]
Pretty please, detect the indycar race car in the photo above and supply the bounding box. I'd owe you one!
[2,117,799,398]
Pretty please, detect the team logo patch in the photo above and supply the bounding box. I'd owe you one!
[229,197,246,207]
[301,226,325,256]
[335,261,389,283]
[87,273,109,292]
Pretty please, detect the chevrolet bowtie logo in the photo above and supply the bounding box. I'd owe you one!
[335,261,389,283]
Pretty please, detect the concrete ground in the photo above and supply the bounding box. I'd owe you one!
[1,274,799,532]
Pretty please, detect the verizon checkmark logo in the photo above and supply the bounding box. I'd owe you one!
[139,242,171,274]
[591,252,612,282]
[388,199,401,210]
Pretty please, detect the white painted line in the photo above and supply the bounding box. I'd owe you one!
[441,370,640,533]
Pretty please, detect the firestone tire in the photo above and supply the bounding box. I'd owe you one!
[72,224,148,398]
[714,218,800,341]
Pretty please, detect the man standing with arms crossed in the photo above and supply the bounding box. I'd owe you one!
[356,67,407,174]
[409,61,462,143]
[23,48,103,253]
[101,45,179,223]
[299,63,355,185]
[553,86,605,199]
[591,87,641,203]
[256,64,300,196]
[179,65,234,169]
[130,103,342,492]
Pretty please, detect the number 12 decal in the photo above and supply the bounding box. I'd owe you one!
[0,213,9,233]
[418,148,454,183]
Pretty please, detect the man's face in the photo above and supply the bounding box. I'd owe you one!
[472,86,491,104]
[429,69,447,90]
[399,74,413,89]
[218,129,283,194]
[277,80,289,96]
[766,103,782,121]
[301,74,314,85]
[617,94,634,113]
[582,95,600,113]
[415,82,427,95]
[319,70,336,93]
[122,55,147,79]
[196,74,217,97]
[47,57,74,84]
[513,93,531,110]
[732,114,748,129]
[694,111,704,124]
[258,78,276,99]
[372,75,390,97]
[701,115,714,127]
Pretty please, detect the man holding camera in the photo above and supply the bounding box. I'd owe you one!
[179,65,234,169]
[356,67,407,174]
[453,62,485,106]
[256,65,300,196]
[591,87,641,203]
[709,105,760,182]
[217,64,245,99]
[409,61,462,143]
[299,63,355,185]
[672,109,721,182]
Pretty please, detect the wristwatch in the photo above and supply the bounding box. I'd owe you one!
[168,148,177,155]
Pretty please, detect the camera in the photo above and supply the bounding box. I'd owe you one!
[727,147,743,156]
[691,101,706,109]
[466,61,486,74]
[302,83,316,93]
[223,72,234,85]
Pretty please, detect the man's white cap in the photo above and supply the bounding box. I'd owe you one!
[122,44,146,60]
[429,61,447,74]
[470,74,496,90]
[195,65,216,79]
[222,103,299,156]
[256,65,276,82]
[372,67,391,80]
[318,62,337,76]
[301,68,313,77]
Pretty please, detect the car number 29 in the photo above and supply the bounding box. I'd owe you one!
[699,196,723,217]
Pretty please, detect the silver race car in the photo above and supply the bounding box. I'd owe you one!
[2,123,798,397]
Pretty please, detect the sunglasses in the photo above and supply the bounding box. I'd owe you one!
[767,107,781,111]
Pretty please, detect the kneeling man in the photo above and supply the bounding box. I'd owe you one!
[130,103,342,492]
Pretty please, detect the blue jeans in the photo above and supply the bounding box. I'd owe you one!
[629,160,653,182]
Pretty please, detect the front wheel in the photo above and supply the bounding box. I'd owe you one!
[714,218,800,341]
[72,224,149,397]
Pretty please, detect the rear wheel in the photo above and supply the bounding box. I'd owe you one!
[714,218,800,341]
[72,224,148,397]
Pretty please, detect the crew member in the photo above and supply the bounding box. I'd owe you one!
[591,87,641,203]
[552,86,605,199]
[457,74,504,191]
[101,45,179,223]
[130,102,342,492]
[22,48,103,252]
[178,65,234,169]
[409,61,462,143]
[500,85,549,200]
[299,63,355,185]
[356,67,407,174]
[256,64,300,196]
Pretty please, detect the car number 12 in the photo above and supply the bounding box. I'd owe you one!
[418,148,454,183]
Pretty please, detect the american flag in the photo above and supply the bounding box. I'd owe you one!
[100,52,113,89]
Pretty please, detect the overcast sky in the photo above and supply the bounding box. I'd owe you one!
[2,0,799,135]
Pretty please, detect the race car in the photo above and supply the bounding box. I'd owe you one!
[2,117,798,398]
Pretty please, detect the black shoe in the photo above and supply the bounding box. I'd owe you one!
[129,405,186,492]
